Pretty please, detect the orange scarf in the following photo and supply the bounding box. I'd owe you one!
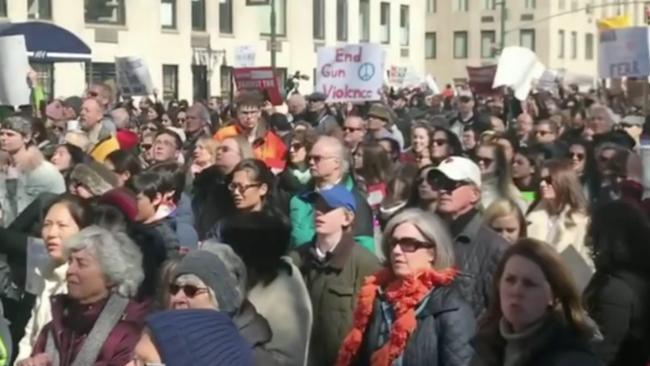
[335,267,457,366]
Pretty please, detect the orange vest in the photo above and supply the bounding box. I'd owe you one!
[213,125,287,171]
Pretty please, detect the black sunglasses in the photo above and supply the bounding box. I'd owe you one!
[169,284,208,298]
[569,152,585,161]
[140,144,152,151]
[290,142,303,151]
[428,175,468,193]
[474,156,494,167]
[390,237,434,253]
[432,138,448,147]
[540,176,553,185]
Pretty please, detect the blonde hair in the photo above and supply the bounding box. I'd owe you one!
[195,136,220,164]
[484,199,527,238]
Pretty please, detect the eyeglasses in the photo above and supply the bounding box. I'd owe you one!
[308,155,336,164]
[169,284,208,298]
[390,237,434,253]
[228,182,261,194]
[569,152,585,161]
[343,126,363,133]
[432,139,448,147]
[474,156,494,167]
[290,142,303,151]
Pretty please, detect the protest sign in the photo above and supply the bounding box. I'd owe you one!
[235,45,256,67]
[316,44,384,103]
[388,66,408,86]
[0,35,31,106]
[233,67,283,105]
[466,65,497,96]
[598,27,650,79]
[425,75,441,95]
[493,46,545,100]
[115,57,154,96]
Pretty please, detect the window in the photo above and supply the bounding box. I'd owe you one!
[85,62,116,85]
[0,0,5,17]
[313,0,325,40]
[162,65,178,102]
[359,0,370,42]
[558,30,565,58]
[483,0,495,10]
[85,0,126,25]
[571,0,578,11]
[400,5,409,46]
[220,66,233,100]
[426,0,437,13]
[219,0,233,34]
[524,0,536,9]
[559,0,565,10]
[454,31,468,59]
[260,0,287,36]
[481,31,496,58]
[571,31,577,59]
[585,33,594,60]
[520,29,536,51]
[454,0,468,11]
[28,0,52,19]
[380,2,390,44]
[161,0,176,29]
[425,32,437,59]
[191,0,206,31]
[337,0,348,41]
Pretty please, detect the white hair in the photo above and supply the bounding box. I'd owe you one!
[316,135,350,175]
[65,226,144,298]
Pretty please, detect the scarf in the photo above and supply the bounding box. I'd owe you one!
[335,267,457,366]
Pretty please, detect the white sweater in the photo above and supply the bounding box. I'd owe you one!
[15,263,68,364]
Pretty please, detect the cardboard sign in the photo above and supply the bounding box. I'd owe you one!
[235,45,256,67]
[316,43,384,102]
[0,35,31,106]
[233,67,283,105]
[466,65,497,96]
[598,27,650,79]
[115,57,154,96]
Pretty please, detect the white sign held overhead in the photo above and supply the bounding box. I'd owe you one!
[115,57,154,96]
[598,27,650,79]
[425,75,441,95]
[0,35,31,106]
[493,46,545,100]
[235,45,256,67]
[316,44,384,103]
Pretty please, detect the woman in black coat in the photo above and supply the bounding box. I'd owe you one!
[583,200,650,366]
[471,238,603,366]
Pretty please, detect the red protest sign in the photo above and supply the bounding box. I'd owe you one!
[233,67,283,105]
[466,65,498,96]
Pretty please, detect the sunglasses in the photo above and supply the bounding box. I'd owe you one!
[474,156,494,167]
[308,155,336,164]
[428,175,468,193]
[87,91,99,98]
[390,237,434,253]
[569,152,585,161]
[143,126,158,132]
[432,139,448,147]
[140,144,152,151]
[169,284,208,298]
[343,126,363,133]
[290,142,303,151]
[535,130,552,136]
[178,118,187,122]
[540,176,553,185]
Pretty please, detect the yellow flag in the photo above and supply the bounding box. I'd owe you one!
[597,15,632,30]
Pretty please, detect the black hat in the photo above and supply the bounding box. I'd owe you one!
[307,92,327,102]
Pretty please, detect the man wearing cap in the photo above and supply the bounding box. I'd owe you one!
[290,185,380,366]
[619,114,645,149]
[214,91,287,171]
[366,103,404,151]
[290,136,374,252]
[449,95,478,138]
[427,156,508,316]
[307,92,342,138]
[0,116,65,226]
[62,96,82,122]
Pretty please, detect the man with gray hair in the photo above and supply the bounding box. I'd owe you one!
[183,103,210,159]
[584,104,619,141]
[289,136,375,252]
[19,226,147,366]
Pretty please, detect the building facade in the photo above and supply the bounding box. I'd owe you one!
[0,0,425,103]
[425,0,650,88]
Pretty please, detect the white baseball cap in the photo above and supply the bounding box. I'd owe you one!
[430,156,481,188]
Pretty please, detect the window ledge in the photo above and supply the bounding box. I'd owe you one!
[219,32,236,38]
[192,30,209,35]
[162,28,180,34]
[85,23,128,31]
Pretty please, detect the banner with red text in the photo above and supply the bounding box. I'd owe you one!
[466,65,498,96]
[233,67,283,105]
[316,43,384,103]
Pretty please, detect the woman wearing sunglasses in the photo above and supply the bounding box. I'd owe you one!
[278,129,318,195]
[430,127,463,166]
[567,139,600,203]
[475,140,525,212]
[526,159,591,289]
[336,208,475,366]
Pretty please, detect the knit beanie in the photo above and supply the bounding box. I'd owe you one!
[146,309,253,366]
[99,188,138,221]
[173,250,241,314]
[69,161,119,196]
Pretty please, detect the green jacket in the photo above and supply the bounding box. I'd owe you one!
[290,234,380,366]
[289,177,375,253]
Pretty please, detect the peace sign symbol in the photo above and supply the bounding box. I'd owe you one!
[358,62,375,81]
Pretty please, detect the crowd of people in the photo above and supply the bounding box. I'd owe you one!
[0,78,646,366]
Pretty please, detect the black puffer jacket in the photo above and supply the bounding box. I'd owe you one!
[191,166,235,240]
[450,210,508,317]
[583,270,650,366]
[356,284,476,366]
